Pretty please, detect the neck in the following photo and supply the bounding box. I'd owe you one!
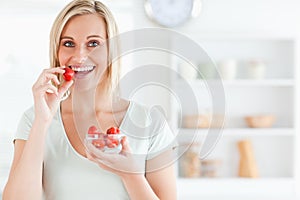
[62,84,115,114]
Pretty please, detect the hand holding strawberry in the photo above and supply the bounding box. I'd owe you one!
[85,135,145,176]
[32,67,73,124]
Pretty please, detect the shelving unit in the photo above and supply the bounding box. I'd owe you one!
[177,177,296,199]
[175,79,295,87]
[178,128,294,137]
[169,33,298,199]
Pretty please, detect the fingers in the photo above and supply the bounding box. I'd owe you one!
[58,80,73,99]
[36,67,65,85]
[85,142,117,164]
[33,81,58,97]
[33,67,65,91]
[85,138,141,174]
[33,67,74,99]
[120,136,132,154]
[86,143,107,158]
[45,73,60,85]
[44,84,59,96]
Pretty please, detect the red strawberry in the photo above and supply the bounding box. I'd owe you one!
[106,127,120,135]
[92,139,106,149]
[88,126,98,134]
[63,67,74,81]
[107,135,119,146]
[88,126,102,139]
[106,137,117,148]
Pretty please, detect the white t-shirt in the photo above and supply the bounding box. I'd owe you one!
[15,101,176,200]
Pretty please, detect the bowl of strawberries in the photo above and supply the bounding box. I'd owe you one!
[86,125,124,153]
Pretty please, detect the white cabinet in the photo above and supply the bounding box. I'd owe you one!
[170,33,299,199]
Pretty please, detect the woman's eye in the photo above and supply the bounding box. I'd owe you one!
[88,41,100,47]
[63,41,74,47]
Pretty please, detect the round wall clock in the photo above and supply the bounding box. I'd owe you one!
[144,0,202,28]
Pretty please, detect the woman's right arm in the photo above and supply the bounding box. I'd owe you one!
[3,67,73,200]
[3,121,51,200]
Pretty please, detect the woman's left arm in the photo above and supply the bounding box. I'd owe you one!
[145,160,177,199]
[121,162,177,200]
[85,137,177,200]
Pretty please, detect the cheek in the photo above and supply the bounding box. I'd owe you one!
[58,49,69,66]
[89,45,109,66]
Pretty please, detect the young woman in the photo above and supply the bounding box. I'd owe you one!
[3,0,177,199]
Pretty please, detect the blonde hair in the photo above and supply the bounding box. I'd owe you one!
[49,0,120,96]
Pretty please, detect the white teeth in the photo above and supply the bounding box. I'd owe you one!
[70,65,94,72]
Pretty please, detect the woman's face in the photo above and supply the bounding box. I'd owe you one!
[58,14,108,91]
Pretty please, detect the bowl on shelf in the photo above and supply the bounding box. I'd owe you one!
[179,143,201,178]
[210,114,226,128]
[244,115,276,128]
[183,114,211,129]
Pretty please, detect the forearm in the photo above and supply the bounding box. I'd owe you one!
[3,119,49,200]
[121,174,159,200]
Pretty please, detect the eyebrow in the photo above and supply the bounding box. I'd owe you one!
[60,35,105,40]
[60,36,74,40]
[87,35,105,40]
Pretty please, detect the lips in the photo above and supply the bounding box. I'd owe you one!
[69,65,96,79]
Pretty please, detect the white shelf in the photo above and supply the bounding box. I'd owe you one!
[174,79,294,88]
[177,177,296,197]
[170,32,299,200]
[178,128,294,137]
[222,79,294,87]
[183,32,299,41]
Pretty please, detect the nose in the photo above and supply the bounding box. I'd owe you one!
[73,44,88,63]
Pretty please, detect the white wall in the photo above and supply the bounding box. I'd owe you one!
[0,0,300,197]
[1,0,299,131]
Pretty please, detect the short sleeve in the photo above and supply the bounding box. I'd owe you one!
[14,107,35,141]
[146,107,177,160]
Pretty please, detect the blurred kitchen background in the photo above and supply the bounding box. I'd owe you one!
[0,0,300,199]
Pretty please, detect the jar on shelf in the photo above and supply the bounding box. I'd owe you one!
[218,59,237,80]
[247,59,266,79]
[198,62,216,79]
[200,159,222,178]
[178,61,198,80]
[179,143,201,178]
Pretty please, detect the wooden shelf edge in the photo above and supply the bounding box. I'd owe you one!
[177,128,294,137]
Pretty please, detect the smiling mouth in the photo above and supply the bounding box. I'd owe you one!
[69,65,96,73]
[68,65,96,79]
